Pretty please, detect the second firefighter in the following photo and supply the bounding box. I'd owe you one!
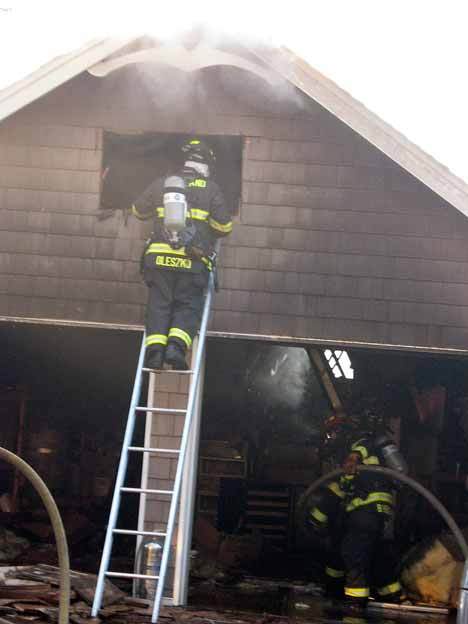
[308,416,406,608]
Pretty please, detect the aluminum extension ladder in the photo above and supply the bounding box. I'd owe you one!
[91,270,216,623]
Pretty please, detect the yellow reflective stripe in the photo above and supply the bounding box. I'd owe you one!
[310,507,328,524]
[188,179,207,188]
[363,455,380,465]
[346,492,394,512]
[378,581,402,596]
[168,327,192,348]
[146,243,188,256]
[328,481,346,499]
[201,256,213,271]
[146,242,211,268]
[345,587,370,598]
[145,334,168,347]
[326,566,345,578]
[376,503,392,514]
[209,217,233,233]
[189,139,200,145]
[351,443,368,460]
[131,204,149,219]
[190,208,209,220]
[156,206,164,217]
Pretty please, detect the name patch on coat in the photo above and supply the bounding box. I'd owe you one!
[155,255,192,269]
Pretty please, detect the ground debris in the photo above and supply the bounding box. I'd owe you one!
[0,581,51,600]
[13,565,125,606]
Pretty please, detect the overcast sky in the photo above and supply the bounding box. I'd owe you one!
[1,0,467,183]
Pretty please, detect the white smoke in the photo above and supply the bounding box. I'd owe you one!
[246,346,311,411]
[3,0,467,183]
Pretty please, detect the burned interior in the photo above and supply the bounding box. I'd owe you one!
[0,323,143,570]
[2,321,468,615]
[188,340,468,611]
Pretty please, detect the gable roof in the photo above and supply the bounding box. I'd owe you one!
[1,36,468,218]
[0,38,136,125]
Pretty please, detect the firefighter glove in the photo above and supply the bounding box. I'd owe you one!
[343,452,361,475]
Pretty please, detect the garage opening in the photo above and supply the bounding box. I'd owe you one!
[0,321,144,574]
[189,338,468,613]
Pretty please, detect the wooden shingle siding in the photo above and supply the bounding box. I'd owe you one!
[1,188,100,214]
[0,122,101,149]
[0,144,101,171]
[0,166,100,193]
[2,70,468,350]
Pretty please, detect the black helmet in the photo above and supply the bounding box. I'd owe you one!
[181,138,216,168]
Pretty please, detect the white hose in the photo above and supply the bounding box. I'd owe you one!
[0,447,70,624]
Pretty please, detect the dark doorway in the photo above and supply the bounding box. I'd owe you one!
[189,338,468,612]
[0,321,144,573]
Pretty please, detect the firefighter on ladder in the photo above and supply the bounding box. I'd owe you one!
[308,414,406,610]
[131,138,232,371]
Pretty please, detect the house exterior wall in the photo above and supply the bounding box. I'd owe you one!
[140,368,189,600]
[138,351,203,605]
[1,69,468,351]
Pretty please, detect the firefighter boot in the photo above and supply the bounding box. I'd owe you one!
[145,346,165,370]
[165,341,189,371]
[342,597,368,614]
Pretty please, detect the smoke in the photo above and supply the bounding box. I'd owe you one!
[246,346,311,412]
[243,345,328,443]
[0,2,302,103]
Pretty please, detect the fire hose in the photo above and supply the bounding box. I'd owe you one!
[301,466,468,623]
[0,447,70,624]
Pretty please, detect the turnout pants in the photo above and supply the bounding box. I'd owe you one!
[326,508,401,601]
[341,508,401,600]
[144,269,208,353]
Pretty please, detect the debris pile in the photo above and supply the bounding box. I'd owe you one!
[0,563,127,623]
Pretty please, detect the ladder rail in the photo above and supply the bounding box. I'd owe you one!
[92,252,217,622]
[91,334,147,617]
[151,271,214,623]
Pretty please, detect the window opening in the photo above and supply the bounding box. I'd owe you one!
[101,132,243,218]
[324,349,354,379]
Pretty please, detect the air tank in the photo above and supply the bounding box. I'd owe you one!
[376,435,408,474]
[134,538,162,600]
[163,176,187,233]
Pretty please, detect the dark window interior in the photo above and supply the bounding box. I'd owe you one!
[101,131,243,216]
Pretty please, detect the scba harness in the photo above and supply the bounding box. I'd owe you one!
[141,174,218,275]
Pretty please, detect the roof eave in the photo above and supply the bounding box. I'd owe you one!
[0,37,138,124]
[250,45,468,218]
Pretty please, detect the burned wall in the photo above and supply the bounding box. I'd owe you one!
[1,63,468,350]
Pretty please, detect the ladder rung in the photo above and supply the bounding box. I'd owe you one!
[121,487,173,495]
[128,446,180,455]
[135,406,187,414]
[142,367,193,375]
[106,571,159,580]
[113,529,167,537]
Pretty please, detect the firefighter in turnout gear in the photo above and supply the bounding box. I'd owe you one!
[132,139,232,370]
[308,414,405,609]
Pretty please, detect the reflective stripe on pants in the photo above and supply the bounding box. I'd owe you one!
[145,333,168,348]
[145,270,208,354]
[345,586,370,598]
[378,581,402,596]
[168,327,192,348]
[326,566,345,579]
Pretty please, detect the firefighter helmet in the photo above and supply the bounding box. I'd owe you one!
[181,138,216,168]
